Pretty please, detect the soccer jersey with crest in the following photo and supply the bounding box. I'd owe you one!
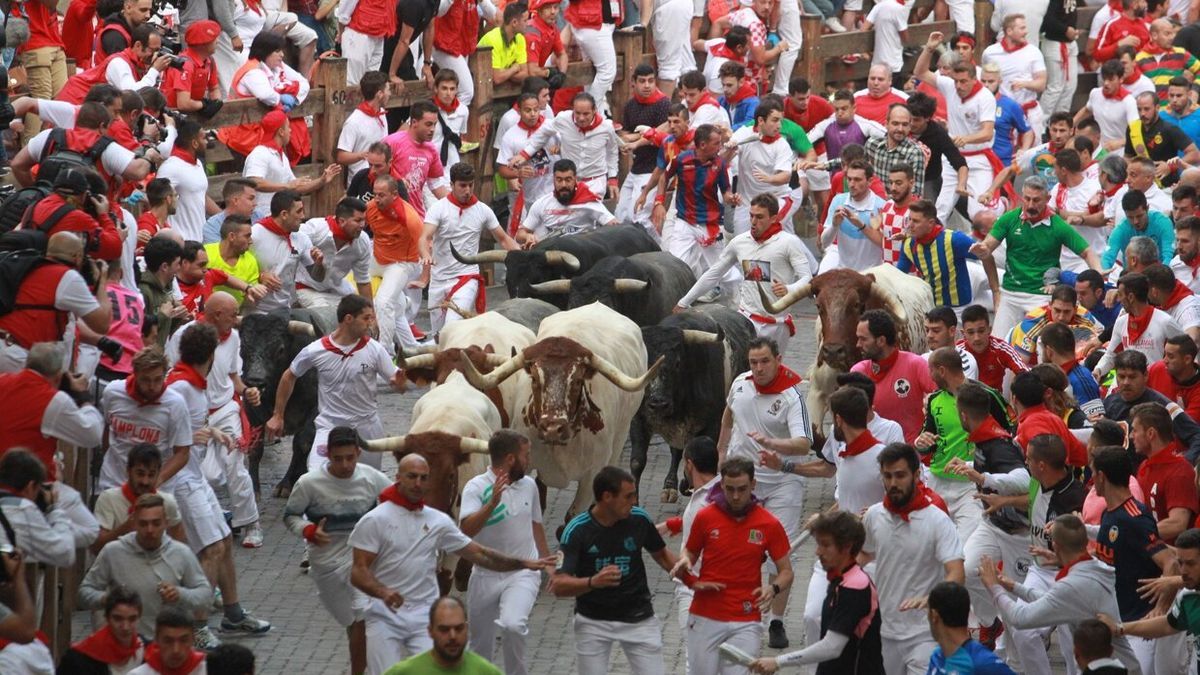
[557,506,666,623]
[289,336,398,428]
[725,371,811,483]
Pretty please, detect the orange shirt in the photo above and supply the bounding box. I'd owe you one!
[367,198,423,264]
[684,503,789,622]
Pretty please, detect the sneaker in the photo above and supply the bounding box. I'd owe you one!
[300,550,310,574]
[241,523,264,549]
[195,625,221,650]
[220,612,272,635]
[823,16,847,32]
[460,141,480,154]
[697,288,722,303]
[767,620,789,649]
[410,323,427,340]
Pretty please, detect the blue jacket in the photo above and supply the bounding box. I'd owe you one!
[1102,210,1175,269]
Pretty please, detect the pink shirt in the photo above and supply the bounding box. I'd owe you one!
[101,282,146,375]
[851,350,938,444]
[1083,480,1147,526]
[383,130,446,219]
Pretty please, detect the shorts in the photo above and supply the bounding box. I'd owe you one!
[174,480,232,552]
[313,561,370,627]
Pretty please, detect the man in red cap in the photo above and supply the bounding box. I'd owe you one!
[161,20,223,119]
[243,110,340,216]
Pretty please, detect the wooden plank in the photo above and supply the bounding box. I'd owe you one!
[974,0,994,62]
[206,163,322,202]
[312,57,349,215]
[204,91,326,131]
[816,20,956,61]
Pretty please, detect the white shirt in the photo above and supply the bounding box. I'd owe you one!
[821,435,885,515]
[922,346,980,381]
[348,502,472,613]
[494,103,555,151]
[702,39,732,93]
[248,223,315,313]
[732,127,794,199]
[425,197,500,283]
[725,371,812,485]
[157,154,208,243]
[935,74,996,152]
[106,58,161,92]
[1172,256,1200,293]
[37,99,78,129]
[460,470,542,559]
[1086,88,1138,149]
[1050,175,1105,273]
[98,382,194,490]
[41,391,104,449]
[497,119,558,207]
[27,128,135,178]
[981,43,1047,109]
[288,336,397,427]
[862,500,963,641]
[94,486,182,530]
[1089,3,1119,38]
[432,102,470,168]
[522,110,619,181]
[1166,295,1200,332]
[165,320,242,409]
[164,379,215,492]
[338,107,389,186]
[679,229,813,316]
[243,146,296,214]
[234,61,309,108]
[689,100,732,130]
[1096,307,1185,375]
[1127,74,1158,100]
[296,217,372,295]
[520,192,615,240]
[867,0,909,71]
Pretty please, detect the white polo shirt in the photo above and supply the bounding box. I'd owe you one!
[1086,88,1138,149]
[296,217,372,295]
[732,127,794,200]
[866,0,909,71]
[338,107,389,185]
[27,128,136,178]
[349,502,472,612]
[157,154,208,243]
[98,382,193,490]
[165,321,242,409]
[425,197,500,284]
[981,42,1047,110]
[243,146,296,214]
[248,223,315,314]
[862,500,963,641]
[288,335,398,428]
[460,470,542,559]
[520,192,615,240]
[165,379,217,493]
[521,110,620,182]
[725,370,812,485]
[935,75,996,153]
[497,120,558,207]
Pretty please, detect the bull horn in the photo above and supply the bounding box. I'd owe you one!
[590,354,666,392]
[401,344,439,357]
[364,436,406,452]
[544,251,581,271]
[401,353,436,371]
[459,437,491,454]
[287,321,315,336]
[681,329,720,344]
[450,242,509,266]
[461,351,526,390]
[867,277,908,325]
[612,279,649,294]
[757,281,811,314]
[485,353,510,367]
[528,279,572,295]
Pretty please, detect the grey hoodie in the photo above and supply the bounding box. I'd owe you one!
[79,532,211,637]
[991,558,1142,675]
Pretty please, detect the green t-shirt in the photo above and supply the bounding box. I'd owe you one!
[1168,588,1200,649]
[382,651,503,675]
[741,118,813,155]
[922,389,971,480]
[988,208,1089,295]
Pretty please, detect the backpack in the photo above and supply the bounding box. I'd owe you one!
[0,196,77,254]
[0,184,53,236]
[37,127,114,187]
[0,248,55,319]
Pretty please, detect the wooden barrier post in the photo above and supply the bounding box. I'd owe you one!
[974,0,993,61]
[799,16,825,92]
[467,47,496,147]
[312,56,349,216]
[612,30,649,127]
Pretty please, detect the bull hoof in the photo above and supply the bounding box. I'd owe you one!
[661,488,679,504]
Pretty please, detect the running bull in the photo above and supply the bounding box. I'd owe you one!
[526,251,696,327]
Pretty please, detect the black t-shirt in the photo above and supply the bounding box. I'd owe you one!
[1126,116,1195,164]
[383,0,442,80]
[621,98,671,175]
[557,506,666,622]
[816,564,884,675]
[1097,497,1167,621]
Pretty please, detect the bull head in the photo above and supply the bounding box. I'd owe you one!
[364,435,491,454]
[459,344,666,393]
[757,281,812,315]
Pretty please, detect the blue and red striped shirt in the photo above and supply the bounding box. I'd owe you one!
[667,150,730,235]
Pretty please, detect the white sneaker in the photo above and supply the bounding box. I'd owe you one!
[697,288,722,303]
[241,523,264,549]
[195,626,221,650]
[824,16,847,32]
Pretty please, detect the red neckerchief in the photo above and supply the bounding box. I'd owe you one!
[434,95,460,114]
[71,625,141,666]
[959,80,984,102]
[262,136,286,156]
[380,483,424,510]
[170,146,197,164]
[356,102,387,130]
[143,642,204,675]
[752,221,783,243]
[166,362,207,390]
[320,335,370,360]
[914,224,945,246]
[325,215,349,244]
[866,348,901,383]
[709,43,744,63]
[124,375,162,406]
[218,329,233,343]
[1123,70,1142,86]
[967,417,1012,443]
[753,121,781,144]
[840,430,880,458]
[1023,206,1052,226]
[1164,280,1193,310]
[575,112,602,133]
[1126,305,1154,345]
[258,216,294,252]
[569,182,602,205]
[244,0,264,13]
[120,481,154,514]
[1102,86,1131,101]
[689,92,720,113]
[632,89,667,105]
[447,192,479,215]
[1142,41,1170,55]
[883,481,944,521]
[752,365,803,394]
[999,37,1026,52]
[727,81,757,105]
[1104,181,1125,197]
[1055,552,1093,580]
[670,129,696,153]
[1058,357,1082,376]
[517,114,545,135]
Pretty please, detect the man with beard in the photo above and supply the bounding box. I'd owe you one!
[898,200,1000,316]
[1147,334,1200,419]
[459,431,551,675]
[1171,216,1200,292]
[1102,351,1200,461]
[156,120,215,244]
[510,92,621,200]
[137,179,177,254]
[516,159,617,246]
[91,444,186,555]
[383,597,501,674]
[851,310,939,443]
[248,190,327,316]
[1159,76,1200,148]
[284,426,392,675]
[1094,273,1184,381]
[877,164,917,266]
[671,457,793,675]
[1125,92,1200,187]
[860,443,963,675]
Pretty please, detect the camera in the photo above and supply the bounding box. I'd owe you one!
[158,47,186,71]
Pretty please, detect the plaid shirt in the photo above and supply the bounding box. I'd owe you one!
[865,135,927,198]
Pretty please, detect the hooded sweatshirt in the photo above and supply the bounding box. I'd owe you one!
[79,532,212,637]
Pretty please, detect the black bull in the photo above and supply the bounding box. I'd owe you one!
[525,251,697,327]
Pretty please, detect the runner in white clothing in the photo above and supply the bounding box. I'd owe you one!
[266,295,405,472]
[156,120,215,243]
[1049,149,1105,273]
[516,160,618,245]
[336,72,391,185]
[1077,60,1138,153]
[459,431,551,675]
[295,199,374,310]
[923,307,981,380]
[680,70,733,131]
[496,92,560,233]
[1094,274,1185,379]
[727,102,797,237]
[981,15,1048,135]
[510,93,620,199]
[419,163,521,335]
[247,191,326,315]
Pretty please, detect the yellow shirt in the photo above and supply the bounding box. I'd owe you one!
[204,242,260,305]
[478,28,527,70]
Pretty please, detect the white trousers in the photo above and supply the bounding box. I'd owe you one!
[344,27,384,88]
[309,418,385,472]
[211,33,245,97]
[758,477,805,581]
[1129,631,1190,675]
[686,614,762,675]
[666,218,739,287]
[772,0,802,95]
[373,260,421,356]
[928,474,981,547]
[803,559,826,646]
[963,520,1032,625]
[1041,40,1079,117]
[466,568,541,675]
[1005,564,1078,675]
[365,603,432,675]
[573,614,664,675]
[881,634,936,675]
[174,479,232,553]
[993,290,1049,339]
[675,582,695,672]
[427,277,480,336]
[572,24,617,115]
[208,400,259,528]
[744,313,793,356]
[947,0,975,33]
[652,0,696,81]
[936,155,996,225]
[261,10,318,49]
[433,50,474,106]
[615,171,659,243]
[296,287,345,309]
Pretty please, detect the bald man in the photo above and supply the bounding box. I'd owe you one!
[349,453,555,675]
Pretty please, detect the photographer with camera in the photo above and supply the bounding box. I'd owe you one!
[55,24,174,105]
[95,0,154,63]
[162,21,223,121]
[0,449,98,572]
[21,168,124,261]
[0,232,112,374]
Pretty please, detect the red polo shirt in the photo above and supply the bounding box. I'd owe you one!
[1136,444,1199,544]
[684,503,789,622]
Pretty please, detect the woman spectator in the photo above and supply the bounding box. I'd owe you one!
[232,0,317,76]
[217,32,311,166]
